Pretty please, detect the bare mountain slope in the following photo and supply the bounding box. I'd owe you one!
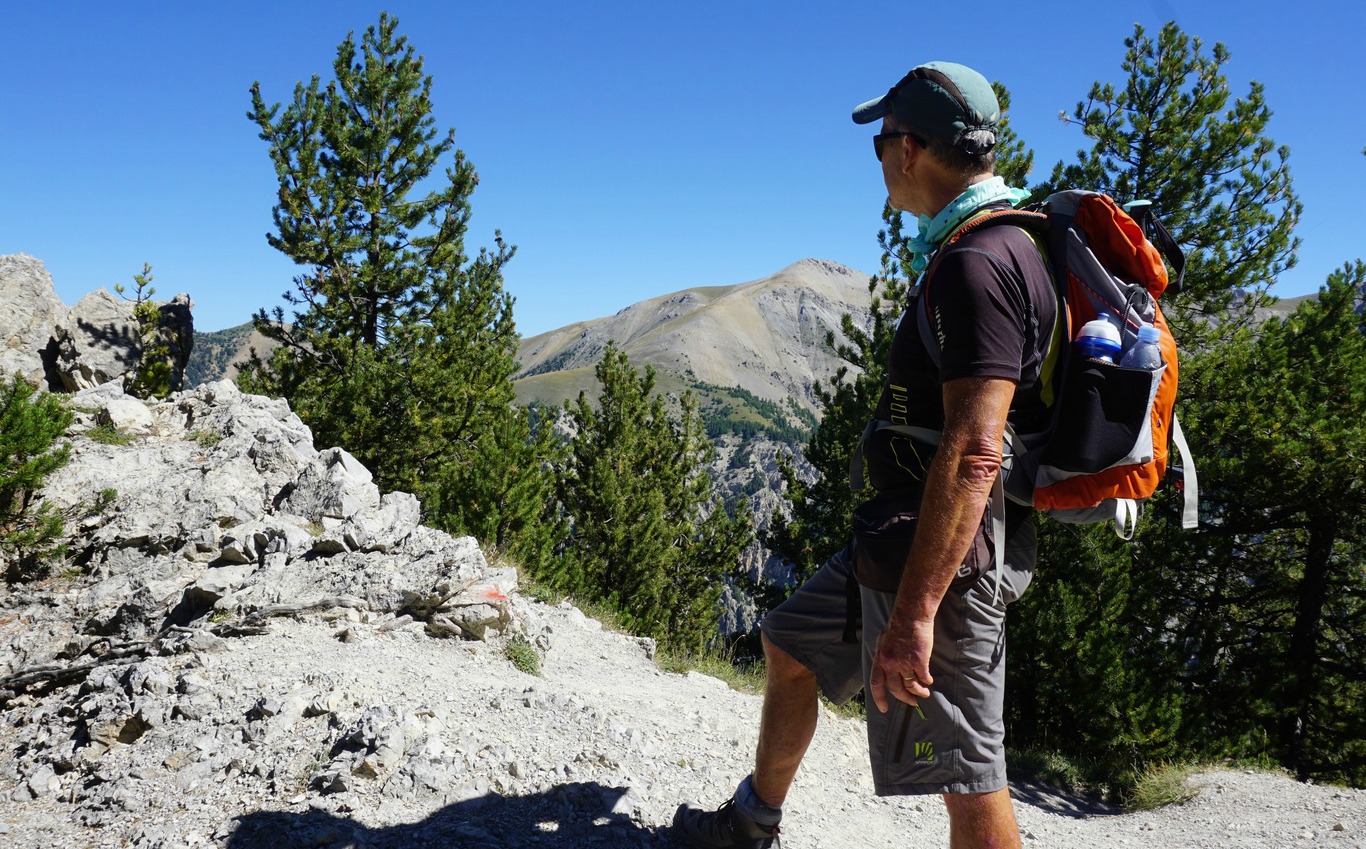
[186,321,281,387]
[515,259,874,412]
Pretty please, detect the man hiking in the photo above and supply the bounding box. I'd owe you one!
[673,61,1051,848]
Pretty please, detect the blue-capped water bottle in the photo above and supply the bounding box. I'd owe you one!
[1075,312,1122,363]
[1119,324,1164,370]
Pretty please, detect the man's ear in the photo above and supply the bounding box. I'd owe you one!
[898,135,920,176]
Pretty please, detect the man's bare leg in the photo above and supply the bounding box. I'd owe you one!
[671,632,817,845]
[750,631,820,807]
[943,788,1022,849]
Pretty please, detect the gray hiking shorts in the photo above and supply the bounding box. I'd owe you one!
[759,518,1036,796]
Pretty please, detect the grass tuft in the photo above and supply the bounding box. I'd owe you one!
[656,646,765,696]
[188,429,222,447]
[1125,761,1198,811]
[87,424,133,445]
[504,635,541,676]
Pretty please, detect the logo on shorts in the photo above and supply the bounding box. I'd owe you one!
[913,740,937,764]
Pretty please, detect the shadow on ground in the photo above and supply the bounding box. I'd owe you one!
[226,781,674,848]
[1009,778,1122,818]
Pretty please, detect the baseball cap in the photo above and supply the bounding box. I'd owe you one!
[852,61,1000,155]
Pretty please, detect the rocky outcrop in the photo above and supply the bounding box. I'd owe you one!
[0,379,547,844]
[6,380,520,657]
[50,289,143,391]
[0,254,67,387]
[0,253,194,394]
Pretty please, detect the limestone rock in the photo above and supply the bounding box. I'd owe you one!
[0,254,67,386]
[0,253,196,394]
[53,289,142,392]
[50,288,195,395]
[278,447,382,522]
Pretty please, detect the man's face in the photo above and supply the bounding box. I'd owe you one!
[879,117,913,212]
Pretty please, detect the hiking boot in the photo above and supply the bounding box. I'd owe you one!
[672,798,781,848]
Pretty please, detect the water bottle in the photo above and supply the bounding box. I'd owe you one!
[1119,324,1164,370]
[1074,312,1122,363]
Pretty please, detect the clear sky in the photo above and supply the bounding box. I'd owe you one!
[3,1,1360,337]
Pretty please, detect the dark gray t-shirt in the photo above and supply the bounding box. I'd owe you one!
[866,210,1057,495]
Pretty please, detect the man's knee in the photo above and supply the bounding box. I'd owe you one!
[761,631,814,684]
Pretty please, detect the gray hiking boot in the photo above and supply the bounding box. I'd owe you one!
[672,798,781,848]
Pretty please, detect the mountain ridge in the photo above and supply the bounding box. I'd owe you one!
[514,258,875,414]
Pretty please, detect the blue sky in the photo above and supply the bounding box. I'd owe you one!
[3,1,1360,337]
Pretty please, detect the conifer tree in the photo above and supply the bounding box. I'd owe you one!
[117,264,177,400]
[1045,22,1302,345]
[556,345,753,649]
[1,375,73,581]
[238,14,549,557]
[1009,22,1310,787]
[1141,262,1366,784]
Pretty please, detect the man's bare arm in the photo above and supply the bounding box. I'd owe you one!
[868,375,1016,713]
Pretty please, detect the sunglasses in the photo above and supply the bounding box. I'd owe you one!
[873,130,925,162]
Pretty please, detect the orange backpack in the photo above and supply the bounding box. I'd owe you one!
[915,189,1199,539]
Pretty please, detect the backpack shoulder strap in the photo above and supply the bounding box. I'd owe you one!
[916,208,1051,369]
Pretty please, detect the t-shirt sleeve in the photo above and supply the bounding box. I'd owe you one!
[924,246,1028,383]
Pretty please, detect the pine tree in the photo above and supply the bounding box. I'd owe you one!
[1145,263,1366,784]
[1005,21,1315,788]
[238,14,550,557]
[1,375,73,581]
[117,264,176,400]
[1045,22,1302,346]
[555,344,753,650]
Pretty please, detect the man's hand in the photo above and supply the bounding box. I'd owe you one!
[868,615,935,713]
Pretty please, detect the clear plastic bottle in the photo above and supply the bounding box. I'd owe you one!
[1075,312,1122,363]
[1119,325,1164,370]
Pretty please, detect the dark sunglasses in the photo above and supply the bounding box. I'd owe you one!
[873,130,925,161]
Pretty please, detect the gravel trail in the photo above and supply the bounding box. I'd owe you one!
[5,599,1363,848]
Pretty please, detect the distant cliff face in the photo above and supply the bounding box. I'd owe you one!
[513,259,875,414]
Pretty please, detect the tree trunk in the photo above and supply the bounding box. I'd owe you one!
[1279,512,1335,777]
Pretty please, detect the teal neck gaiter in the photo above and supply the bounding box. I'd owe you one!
[905,177,1032,275]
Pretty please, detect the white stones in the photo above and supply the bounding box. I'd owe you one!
[25,765,59,798]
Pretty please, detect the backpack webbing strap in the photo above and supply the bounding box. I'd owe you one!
[1172,413,1199,530]
[1100,411,1198,538]
[852,420,1017,606]
[1125,202,1187,295]
[1114,499,1140,541]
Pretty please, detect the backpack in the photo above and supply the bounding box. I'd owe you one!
[851,190,1198,598]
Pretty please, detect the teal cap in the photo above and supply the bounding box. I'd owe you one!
[852,61,1000,155]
